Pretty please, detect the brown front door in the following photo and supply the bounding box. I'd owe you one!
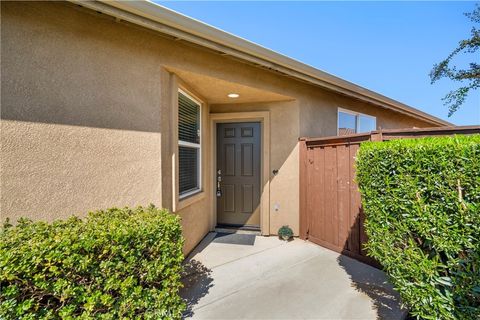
[216,122,261,227]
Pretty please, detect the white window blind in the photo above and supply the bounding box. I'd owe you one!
[178,90,201,197]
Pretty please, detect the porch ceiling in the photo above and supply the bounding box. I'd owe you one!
[167,68,293,104]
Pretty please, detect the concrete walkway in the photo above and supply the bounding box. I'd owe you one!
[181,233,406,320]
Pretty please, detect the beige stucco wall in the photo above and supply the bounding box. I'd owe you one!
[1,121,162,221]
[1,1,437,253]
[1,2,166,220]
[298,90,433,138]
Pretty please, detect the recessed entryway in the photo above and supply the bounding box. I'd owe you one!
[216,122,261,228]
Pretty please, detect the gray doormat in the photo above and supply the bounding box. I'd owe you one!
[212,232,256,246]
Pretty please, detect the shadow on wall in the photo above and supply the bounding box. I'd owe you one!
[180,259,213,318]
[336,219,408,320]
[1,2,165,134]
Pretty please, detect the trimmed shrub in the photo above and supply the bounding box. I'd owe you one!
[356,135,480,320]
[0,205,185,319]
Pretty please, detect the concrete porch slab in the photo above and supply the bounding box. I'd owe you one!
[181,233,406,320]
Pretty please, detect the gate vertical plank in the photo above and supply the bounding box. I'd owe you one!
[324,146,338,246]
[306,147,315,240]
[319,147,326,242]
[309,147,318,240]
[299,140,308,240]
[348,143,361,255]
[310,146,324,242]
[336,144,350,251]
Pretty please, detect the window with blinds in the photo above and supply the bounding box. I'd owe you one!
[178,90,201,197]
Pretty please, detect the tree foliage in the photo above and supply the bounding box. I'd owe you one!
[430,3,480,116]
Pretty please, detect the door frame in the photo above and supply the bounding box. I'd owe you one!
[209,111,270,235]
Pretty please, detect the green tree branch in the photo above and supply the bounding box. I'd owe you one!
[430,3,480,116]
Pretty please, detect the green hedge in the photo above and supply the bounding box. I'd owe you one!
[0,205,185,319]
[356,135,480,320]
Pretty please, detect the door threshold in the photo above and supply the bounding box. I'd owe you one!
[216,224,260,231]
[215,224,261,235]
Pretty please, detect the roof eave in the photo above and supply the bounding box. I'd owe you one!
[70,0,452,127]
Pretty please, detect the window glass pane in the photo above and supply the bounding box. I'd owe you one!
[358,115,376,133]
[338,111,357,136]
[178,92,200,144]
[179,146,198,195]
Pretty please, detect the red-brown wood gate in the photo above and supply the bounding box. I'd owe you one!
[300,133,375,265]
[299,126,480,267]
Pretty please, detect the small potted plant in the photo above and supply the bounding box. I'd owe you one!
[278,225,293,241]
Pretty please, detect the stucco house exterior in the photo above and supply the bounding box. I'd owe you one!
[1,1,450,253]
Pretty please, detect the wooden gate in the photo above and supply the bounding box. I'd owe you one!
[300,133,374,265]
[299,126,480,267]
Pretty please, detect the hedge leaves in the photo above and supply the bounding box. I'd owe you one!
[0,205,185,319]
[356,135,480,319]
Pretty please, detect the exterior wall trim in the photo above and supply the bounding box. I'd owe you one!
[209,111,271,234]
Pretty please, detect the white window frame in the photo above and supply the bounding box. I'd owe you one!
[337,107,376,135]
[178,88,202,199]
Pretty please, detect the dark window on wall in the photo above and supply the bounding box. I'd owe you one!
[179,146,199,194]
[358,115,376,133]
[338,111,357,135]
[338,109,376,136]
[178,91,201,197]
